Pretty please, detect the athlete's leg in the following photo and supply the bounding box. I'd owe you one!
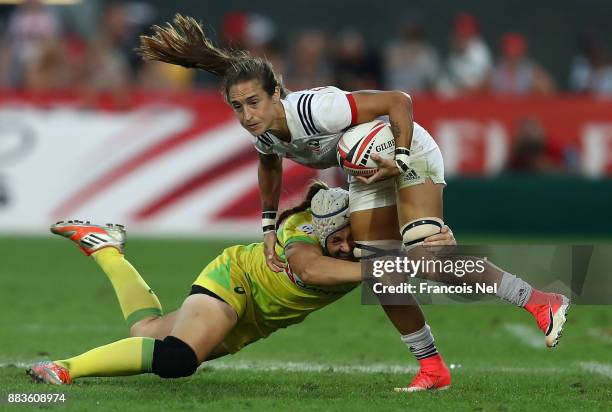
[396,179,569,348]
[91,248,164,331]
[50,221,232,362]
[349,179,449,392]
[51,222,163,332]
[349,204,425,334]
[394,147,542,308]
[412,245,570,348]
[27,294,236,384]
[349,168,451,392]
[164,294,236,363]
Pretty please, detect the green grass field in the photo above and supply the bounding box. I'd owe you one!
[1,235,611,411]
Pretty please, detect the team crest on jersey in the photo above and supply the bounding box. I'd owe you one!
[307,140,321,153]
[298,224,314,234]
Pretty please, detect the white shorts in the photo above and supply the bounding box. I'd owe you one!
[348,145,446,214]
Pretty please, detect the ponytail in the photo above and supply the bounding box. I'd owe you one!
[276,181,329,230]
[138,14,245,76]
[138,14,287,99]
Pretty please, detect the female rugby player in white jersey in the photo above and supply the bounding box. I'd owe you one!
[136,14,452,390]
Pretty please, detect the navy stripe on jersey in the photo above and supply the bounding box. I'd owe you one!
[305,94,320,134]
[258,133,273,146]
[297,94,319,135]
[263,133,274,144]
[297,95,313,135]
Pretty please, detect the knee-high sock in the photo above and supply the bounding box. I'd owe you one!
[495,271,533,307]
[56,337,154,379]
[92,248,163,328]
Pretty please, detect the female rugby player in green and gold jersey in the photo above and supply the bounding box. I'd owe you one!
[26,182,456,391]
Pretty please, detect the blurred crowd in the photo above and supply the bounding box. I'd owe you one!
[0,1,609,175]
[1,1,612,98]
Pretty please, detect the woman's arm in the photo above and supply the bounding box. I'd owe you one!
[258,153,286,271]
[284,225,457,286]
[351,91,414,183]
[285,242,361,286]
[258,152,283,212]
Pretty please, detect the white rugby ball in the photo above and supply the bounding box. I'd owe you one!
[337,120,395,176]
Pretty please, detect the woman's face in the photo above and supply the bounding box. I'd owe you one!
[326,226,355,261]
[227,80,279,136]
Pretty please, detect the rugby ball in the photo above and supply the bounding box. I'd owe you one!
[337,120,395,176]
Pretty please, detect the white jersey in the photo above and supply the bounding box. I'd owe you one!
[253,86,438,169]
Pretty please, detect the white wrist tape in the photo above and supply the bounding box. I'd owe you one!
[262,210,277,233]
[395,147,411,173]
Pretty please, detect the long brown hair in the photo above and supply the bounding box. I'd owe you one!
[276,180,329,230]
[138,14,287,99]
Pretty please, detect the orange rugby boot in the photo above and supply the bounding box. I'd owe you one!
[524,290,570,348]
[50,220,126,256]
[26,361,72,385]
[394,354,451,392]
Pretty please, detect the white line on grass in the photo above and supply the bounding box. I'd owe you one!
[502,323,544,349]
[202,361,417,374]
[1,362,31,368]
[0,360,419,374]
[202,361,575,375]
[579,362,612,379]
[2,360,602,377]
[0,360,562,374]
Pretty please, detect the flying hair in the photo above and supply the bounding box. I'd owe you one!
[138,14,246,75]
[138,14,286,98]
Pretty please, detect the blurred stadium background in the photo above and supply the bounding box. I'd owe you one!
[1,0,612,236]
[1,1,611,410]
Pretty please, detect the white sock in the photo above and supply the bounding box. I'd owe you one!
[401,324,438,360]
[495,272,533,307]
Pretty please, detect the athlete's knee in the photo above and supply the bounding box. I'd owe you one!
[152,336,199,378]
[401,217,444,249]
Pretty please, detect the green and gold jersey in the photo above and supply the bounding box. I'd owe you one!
[192,209,359,353]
